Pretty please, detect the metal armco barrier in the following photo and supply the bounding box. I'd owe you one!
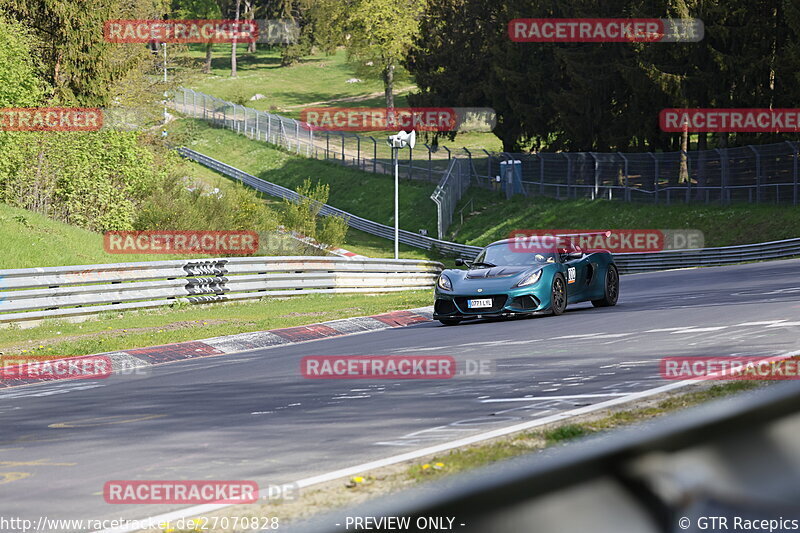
[0,257,442,324]
[178,147,481,259]
[613,237,800,273]
[179,147,800,272]
[291,382,800,533]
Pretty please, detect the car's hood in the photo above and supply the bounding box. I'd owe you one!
[442,266,544,291]
[464,265,530,279]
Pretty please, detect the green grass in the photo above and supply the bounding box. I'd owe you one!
[0,290,432,358]
[449,189,800,247]
[173,119,440,237]
[405,381,763,482]
[0,202,202,269]
[177,46,502,153]
[183,47,393,112]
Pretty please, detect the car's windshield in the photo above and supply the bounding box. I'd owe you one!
[473,244,557,267]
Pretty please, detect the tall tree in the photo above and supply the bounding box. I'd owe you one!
[406,0,800,152]
[313,0,427,110]
[230,0,242,77]
[4,0,164,107]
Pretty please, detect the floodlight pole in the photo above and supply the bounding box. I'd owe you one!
[393,145,399,259]
[162,43,168,126]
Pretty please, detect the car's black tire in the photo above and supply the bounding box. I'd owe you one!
[439,318,462,326]
[592,264,619,307]
[551,273,567,316]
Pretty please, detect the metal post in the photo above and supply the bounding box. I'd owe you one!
[393,147,399,259]
[424,144,432,181]
[463,148,472,182]
[748,145,761,204]
[683,150,691,204]
[589,153,599,200]
[356,137,361,168]
[617,152,630,201]
[482,149,492,186]
[563,153,572,199]
[648,152,658,204]
[786,141,798,206]
[162,43,167,126]
[444,146,451,161]
[539,155,545,195]
[370,137,377,173]
[341,133,345,161]
[714,148,727,204]
[408,146,413,180]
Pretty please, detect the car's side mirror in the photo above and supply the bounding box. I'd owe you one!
[565,252,583,261]
[455,258,471,267]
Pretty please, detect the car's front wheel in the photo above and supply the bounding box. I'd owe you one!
[438,318,462,326]
[551,273,567,316]
[592,264,619,307]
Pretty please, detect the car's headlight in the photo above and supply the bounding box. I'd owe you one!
[516,270,542,287]
[437,274,453,291]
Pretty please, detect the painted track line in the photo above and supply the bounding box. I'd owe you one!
[93,349,800,532]
[94,378,701,533]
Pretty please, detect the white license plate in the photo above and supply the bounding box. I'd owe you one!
[468,298,493,309]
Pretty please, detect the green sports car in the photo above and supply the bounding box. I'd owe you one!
[433,235,619,325]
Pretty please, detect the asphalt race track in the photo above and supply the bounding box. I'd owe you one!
[2,259,800,530]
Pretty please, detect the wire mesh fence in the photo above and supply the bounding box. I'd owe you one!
[174,88,799,237]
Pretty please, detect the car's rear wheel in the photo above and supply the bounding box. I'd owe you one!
[551,273,567,316]
[592,264,619,307]
[439,318,461,326]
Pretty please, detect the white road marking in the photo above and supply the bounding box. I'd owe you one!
[669,327,729,333]
[96,349,800,533]
[481,393,631,402]
[734,320,787,326]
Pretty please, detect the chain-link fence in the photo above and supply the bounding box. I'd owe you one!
[174,88,800,238]
[175,87,463,183]
[431,158,471,239]
[476,144,800,205]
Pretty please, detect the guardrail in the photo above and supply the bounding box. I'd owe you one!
[179,148,800,271]
[178,148,481,259]
[291,381,800,533]
[614,237,800,273]
[0,257,442,324]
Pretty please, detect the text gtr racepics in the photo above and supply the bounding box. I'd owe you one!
[433,232,619,325]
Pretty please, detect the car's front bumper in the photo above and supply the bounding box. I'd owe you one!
[433,290,549,320]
